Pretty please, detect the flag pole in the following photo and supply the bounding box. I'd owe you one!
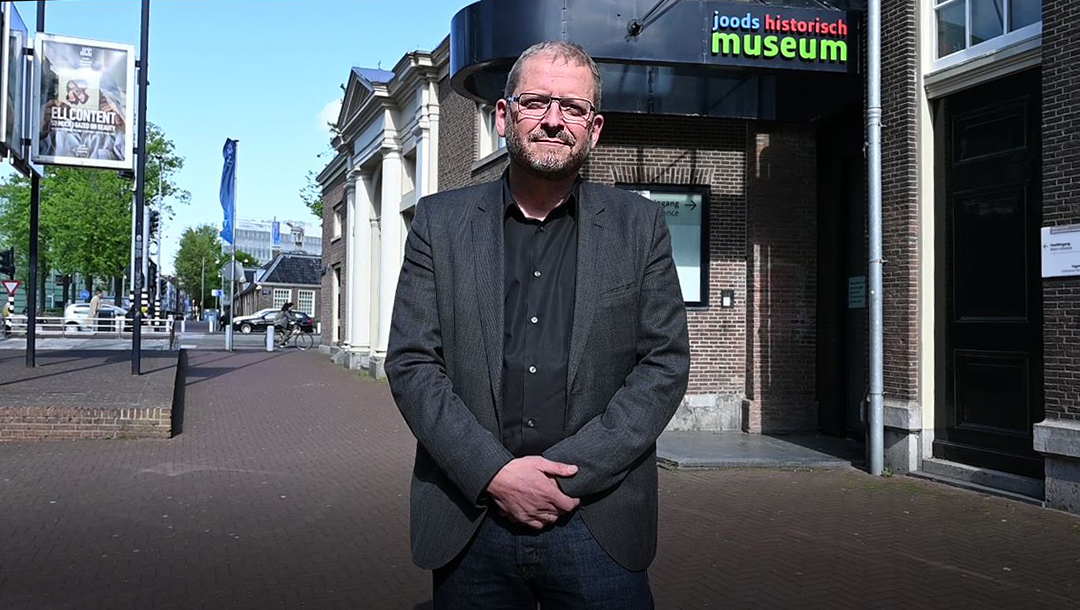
[225,140,238,351]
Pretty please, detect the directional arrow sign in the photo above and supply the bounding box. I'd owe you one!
[3,280,21,295]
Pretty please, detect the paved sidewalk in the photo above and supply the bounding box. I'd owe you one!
[1,349,1078,609]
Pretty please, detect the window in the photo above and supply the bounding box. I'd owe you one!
[332,205,343,239]
[935,0,1041,60]
[477,104,506,159]
[617,184,709,306]
[273,288,291,309]
[298,290,316,316]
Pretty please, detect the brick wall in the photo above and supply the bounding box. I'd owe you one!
[581,114,749,407]
[321,173,347,346]
[0,406,172,440]
[1042,0,1080,421]
[745,125,819,433]
[438,76,478,191]
[439,98,821,433]
[879,0,921,405]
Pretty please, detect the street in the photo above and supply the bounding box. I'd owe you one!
[0,348,1078,609]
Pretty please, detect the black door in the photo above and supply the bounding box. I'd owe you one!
[934,69,1043,478]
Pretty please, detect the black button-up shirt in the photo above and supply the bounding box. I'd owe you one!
[501,178,578,457]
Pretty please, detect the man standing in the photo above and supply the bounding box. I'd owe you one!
[88,290,103,332]
[386,41,690,609]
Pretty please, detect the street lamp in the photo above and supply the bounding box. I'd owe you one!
[200,256,205,320]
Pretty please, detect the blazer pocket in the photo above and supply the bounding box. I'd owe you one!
[599,281,635,300]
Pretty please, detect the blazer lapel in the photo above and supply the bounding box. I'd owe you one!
[567,184,605,395]
[471,182,505,419]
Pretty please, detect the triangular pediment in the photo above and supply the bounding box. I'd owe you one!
[337,67,395,130]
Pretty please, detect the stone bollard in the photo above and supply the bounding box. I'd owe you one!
[180,319,186,333]
[266,325,274,352]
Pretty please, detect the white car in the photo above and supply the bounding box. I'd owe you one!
[63,302,127,331]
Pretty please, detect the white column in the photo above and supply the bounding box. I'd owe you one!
[342,176,357,349]
[376,149,403,357]
[351,172,373,354]
[369,217,381,356]
[423,80,440,196]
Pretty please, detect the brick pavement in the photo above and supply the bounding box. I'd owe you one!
[0,349,1078,609]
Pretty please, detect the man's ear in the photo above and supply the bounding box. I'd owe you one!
[496,98,509,138]
[588,113,604,148]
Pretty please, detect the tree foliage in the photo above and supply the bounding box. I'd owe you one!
[299,169,323,219]
[0,122,188,290]
[174,224,259,310]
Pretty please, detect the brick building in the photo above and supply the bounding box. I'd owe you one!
[234,252,322,322]
[875,0,1079,512]
[319,0,1080,513]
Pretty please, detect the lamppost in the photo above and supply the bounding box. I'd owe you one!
[200,256,205,321]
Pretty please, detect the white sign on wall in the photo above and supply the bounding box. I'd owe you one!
[632,189,705,303]
[1041,225,1080,278]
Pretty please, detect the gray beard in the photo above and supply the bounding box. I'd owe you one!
[506,121,593,181]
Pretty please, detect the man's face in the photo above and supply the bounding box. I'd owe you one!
[497,55,603,181]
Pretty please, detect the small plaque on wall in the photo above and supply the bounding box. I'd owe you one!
[261,289,271,296]
[848,276,867,309]
[1041,225,1080,278]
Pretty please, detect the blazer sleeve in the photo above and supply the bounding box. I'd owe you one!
[385,199,514,506]
[543,203,690,498]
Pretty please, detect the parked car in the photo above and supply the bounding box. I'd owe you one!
[231,308,278,334]
[63,302,127,331]
[289,311,315,333]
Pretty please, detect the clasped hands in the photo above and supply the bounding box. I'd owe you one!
[485,456,579,530]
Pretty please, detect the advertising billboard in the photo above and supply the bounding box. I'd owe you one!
[0,3,28,162]
[31,33,135,170]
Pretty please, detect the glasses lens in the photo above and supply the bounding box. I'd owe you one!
[516,93,551,114]
[559,98,592,118]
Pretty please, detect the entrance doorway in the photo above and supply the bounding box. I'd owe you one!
[934,69,1043,478]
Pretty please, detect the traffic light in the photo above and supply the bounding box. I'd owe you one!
[149,210,161,238]
[148,260,158,294]
[0,247,14,278]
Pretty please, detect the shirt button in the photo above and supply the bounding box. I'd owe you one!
[533,270,542,278]
[530,316,538,324]
[526,419,536,428]
[528,365,537,374]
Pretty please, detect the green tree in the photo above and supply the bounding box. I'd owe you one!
[299,169,323,218]
[0,122,188,304]
[173,224,259,310]
[174,225,222,311]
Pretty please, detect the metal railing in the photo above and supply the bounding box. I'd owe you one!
[3,316,174,339]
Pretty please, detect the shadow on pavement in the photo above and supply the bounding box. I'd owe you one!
[763,434,865,466]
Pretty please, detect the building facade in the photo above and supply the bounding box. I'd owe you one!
[234,252,322,320]
[318,46,444,376]
[319,0,1080,513]
[235,218,323,265]
[876,0,1079,511]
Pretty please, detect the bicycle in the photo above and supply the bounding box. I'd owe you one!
[274,323,313,351]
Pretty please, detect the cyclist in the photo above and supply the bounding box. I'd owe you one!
[274,302,294,332]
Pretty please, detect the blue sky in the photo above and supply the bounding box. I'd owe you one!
[3,0,473,273]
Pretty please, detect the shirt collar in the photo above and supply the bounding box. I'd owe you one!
[501,169,580,220]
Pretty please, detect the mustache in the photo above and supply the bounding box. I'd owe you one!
[528,130,575,145]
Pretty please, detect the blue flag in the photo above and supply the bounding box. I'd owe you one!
[272,219,281,245]
[219,139,237,244]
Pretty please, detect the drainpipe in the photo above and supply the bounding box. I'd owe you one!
[867,0,884,476]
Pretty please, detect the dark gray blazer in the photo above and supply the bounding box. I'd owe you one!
[386,178,690,571]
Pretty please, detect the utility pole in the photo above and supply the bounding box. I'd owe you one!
[25,1,45,368]
[131,0,150,375]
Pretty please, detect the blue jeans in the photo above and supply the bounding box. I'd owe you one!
[433,512,653,610]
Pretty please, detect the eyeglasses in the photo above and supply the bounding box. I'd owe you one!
[505,92,596,123]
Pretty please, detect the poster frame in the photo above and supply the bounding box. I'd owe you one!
[30,32,135,170]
